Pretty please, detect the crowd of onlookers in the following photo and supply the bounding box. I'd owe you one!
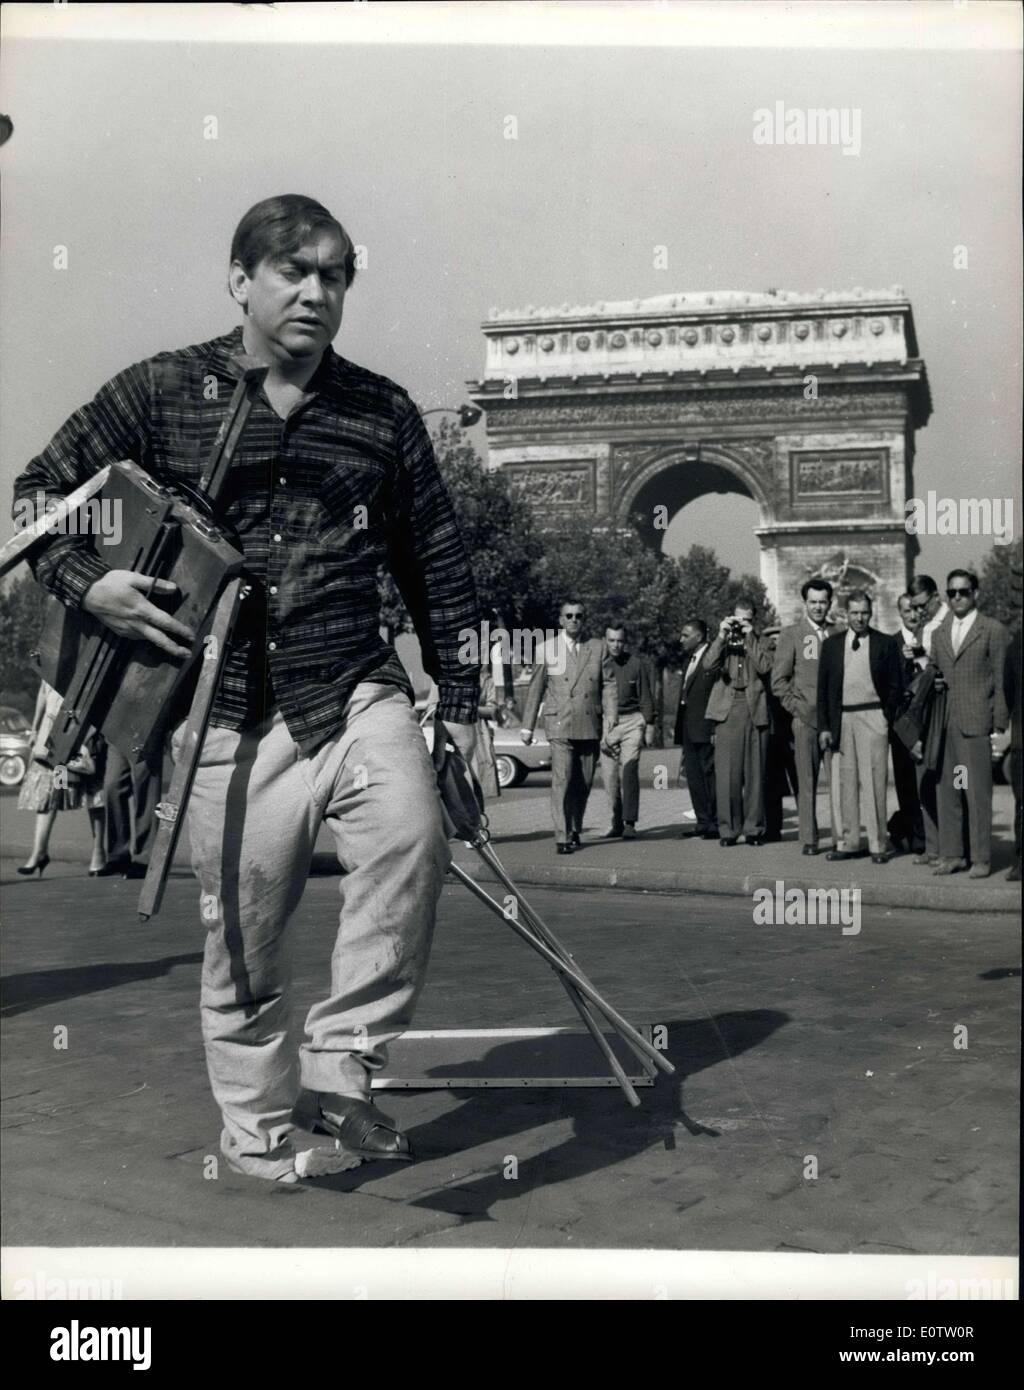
[15,568,1020,885]
[16,677,160,880]
[508,571,1021,880]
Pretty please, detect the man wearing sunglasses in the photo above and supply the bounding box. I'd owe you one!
[928,569,1011,878]
[520,600,618,854]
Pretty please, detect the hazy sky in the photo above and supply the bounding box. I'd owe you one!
[2,8,1020,583]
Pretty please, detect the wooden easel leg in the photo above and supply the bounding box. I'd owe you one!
[473,842,672,1079]
[137,578,245,922]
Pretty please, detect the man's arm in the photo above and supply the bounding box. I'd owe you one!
[990,620,1012,732]
[520,660,548,738]
[637,657,657,726]
[600,650,619,737]
[770,628,799,712]
[702,632,727,674]
[817,640,835,744]
[386,399,482,729]
[12,362,153,608]
[12,361,194,658]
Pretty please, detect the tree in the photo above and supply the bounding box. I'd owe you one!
[379,418,545,634]
[978,537,1023,631]
[0,574,48,714]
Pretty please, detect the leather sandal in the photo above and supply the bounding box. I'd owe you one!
[307,1094,413,1163]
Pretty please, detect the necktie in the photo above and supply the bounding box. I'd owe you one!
[852,636,861,652]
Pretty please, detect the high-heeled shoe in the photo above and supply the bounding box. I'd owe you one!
[17,855,50,877]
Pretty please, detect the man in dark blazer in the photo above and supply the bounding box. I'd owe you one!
[520,599,617,854]
[818,590,903,863]
[887,592,927,855]
[761,625,799,842]
[928,568,1011,878]
[673,618,718,839]
[770,577,842,854]
[703,598,774,845]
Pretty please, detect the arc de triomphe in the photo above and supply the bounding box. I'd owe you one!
[467,288,930,629]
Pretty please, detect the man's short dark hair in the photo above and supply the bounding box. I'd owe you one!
[946,568,979,591]
[683,618,708,641]
[230,195,358,287]
[846,589,873,609]
[733,595,757,616]
[559,599,585,613]
[801,577,834,602]
[909,574,938,598]
[606,622,628,638]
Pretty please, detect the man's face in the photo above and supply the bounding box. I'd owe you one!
[898,596,921,633]
[946,576,978,617]
[909,588,939,623]
[559,605,584,638]
[604,628,626,658]
[804,586,831,625]
[847,599,872,635]
[231,228,349,364]
[680,625,703,655]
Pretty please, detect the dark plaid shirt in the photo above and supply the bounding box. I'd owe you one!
[13,325,481,751]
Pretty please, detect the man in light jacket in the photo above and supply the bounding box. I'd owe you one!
[521,600,617,854]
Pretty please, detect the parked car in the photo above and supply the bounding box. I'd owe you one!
[0,705,33,787]
[416,701,551,789]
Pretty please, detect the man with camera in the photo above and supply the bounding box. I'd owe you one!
[702,598,774,846]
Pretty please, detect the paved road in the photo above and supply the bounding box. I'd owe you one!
[2,869,1018,1254]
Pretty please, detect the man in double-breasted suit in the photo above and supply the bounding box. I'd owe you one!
[673,619,718,839]
[770,577,843,855]
[703,599,774,845]
[928,569,1011,877]
[818,590,903,862]
[521,600,617,854]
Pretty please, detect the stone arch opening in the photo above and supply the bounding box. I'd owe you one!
[619,450,767,554]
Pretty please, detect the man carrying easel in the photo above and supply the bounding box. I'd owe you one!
[12,194,481,1183]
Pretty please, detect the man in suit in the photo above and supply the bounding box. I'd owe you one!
[600,624,656,839]
[521,599,617,854]
[887,592,927,855]
[770,577,842,855]
[1005,621,1022,883]
[928,569,1011,878]
[905,573,949,864]
[703,598,774,846]
[673,618,718,839]
[818,590,903,864]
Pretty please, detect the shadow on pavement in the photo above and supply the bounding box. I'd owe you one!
[305,1010,787,1220]
[1,953,203,1017]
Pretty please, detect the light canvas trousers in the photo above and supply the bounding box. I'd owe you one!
[836,707,889,855]
[600,711,646,826]
[174,682,449,1179]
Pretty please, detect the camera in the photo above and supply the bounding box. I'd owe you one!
[723,618,746,648]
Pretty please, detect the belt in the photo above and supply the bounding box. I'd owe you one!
[842,701,882,712]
